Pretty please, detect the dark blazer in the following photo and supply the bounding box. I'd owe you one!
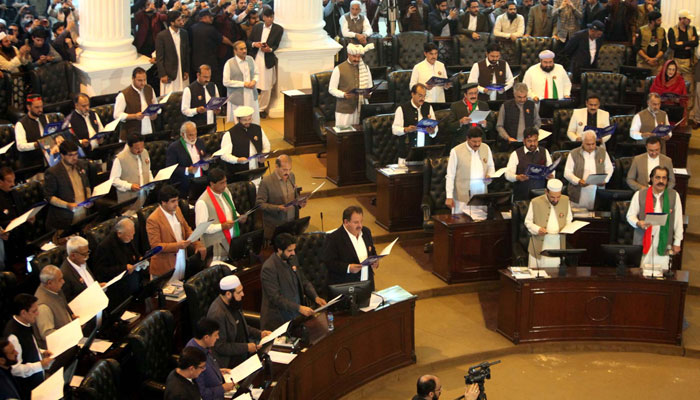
[166,138,207,197]
[60,258,96,303]
[563,28,603,75]
[133,10,168,53]
[156,27,191,81]
[458,11,490,36]
[247,22,284,70]
[190,21,223,74]
[322,225,377,291]
[93,231,143,310]
[207,296,261,369]
[44,160,91,231]
[428,10,458,37]
[164,369,201,400]
[401,3,430,32]
[582,2,605,27]
[260,253,318,331]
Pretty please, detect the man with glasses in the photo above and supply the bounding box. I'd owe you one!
[165,346,208,400]
[413,374,480,400]
[59,236,105,303]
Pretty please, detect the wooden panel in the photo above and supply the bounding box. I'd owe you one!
[375,170,423,231]
[567,216,611,266]
[667,127,690,168]
[675,173,689,211]
[326,126,370,186]
[283,90,322,146]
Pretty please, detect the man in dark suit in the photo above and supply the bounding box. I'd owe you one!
[60,236,103,303]
[44,140,92,232]
[428,0,458,37]
[166,121,208,198]
[207,275,270,369]
[164,347,207,400]
[563,20,604,83]
[248,5,284,118]
[323,0,350,38]
[401,0,430,32]
[255,155,304,240]
[459,0,490,39]
[582,0,604,27]
[156,10,190,95]
[191,9,236,96]
[260,233,326,331]
[66,93,103,158]
[323,206,379,291]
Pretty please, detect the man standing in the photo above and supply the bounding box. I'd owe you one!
[525,0,554,38]
[668,10,698,111]
[260,233,326,331]
[181,65,221,127]
[195,169,248,261]
[552,0,582,44]
[329,43,374,127]
[44,140,91,231]
[223,40,260,124]
[256,155,304,240]
[147,184,207,281]
[0,168,30,268]
[563,20,604,82]
[207,276,269,368]
[582,0,604,27]
[445,126,495,214]
[391,83,439,163]
[220,106,271,181]
[522,50,572,101]
[33,265,73,349]
[113,67,158,140]
[164,347,207,400]
[626,136,675,192]
[410,42,450,104]
[566,95,610,142]
[493,2,525,62]
[630,93,671,152]
[166,122,209,198]
[467,43,514,102]
[323,206,379,290]
[60,236,103,303]
[402,0,429,32]
[627,166,684,269]
[67,94,103,156]
[524,179,573,268]
[636,0,659,31]
[191,9,234,96]
[340,0,373,44]
[450,83,489,137]
[248,6,283,119]
[563,130,613,210]
[185,318,236,399]
[428,0,458,38]
[459,0,489,40]
[496,82,541,143]
[15,94,56,167]
[156,10,190,97]
[110,133,154,206]
[505,127,552,201]
[634,11,666,75]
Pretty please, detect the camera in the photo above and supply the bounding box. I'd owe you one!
[463,360,500,400]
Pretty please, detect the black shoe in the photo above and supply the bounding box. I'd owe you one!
[260,111,268,119]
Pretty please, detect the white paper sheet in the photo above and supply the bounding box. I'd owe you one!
[187,220,213,242]
[69,282,110,325]
[152,164,179,182]
[91,178,114,198]
[226,354,262,383]
[645,213,669,226]
[559,220,590,234]
[120,310,139,322]
[380,237,399,256]
[491,167,507,178]
[468,110,490,123]
[80,338,113,353]
[268,351,297,364]
[0,141,14,155]
[103,271,126,290]
[282,89,306,96]
[233,393,253,400]
[673,168,689,176]
[69,375,84,388]
[585,173,607,186]
[46,319,82,358]
[259,321,291,347]
[101,118,121,132]
[360,293,384,312]
[4,204,45,232]
[32,366,64,400]
[313,294,343,313]
[538,129,553,141]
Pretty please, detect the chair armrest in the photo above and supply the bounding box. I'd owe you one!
[243,311,261,330]
[421,194,433,221]
[7,106,24,123]
[142,380,166,397]
[313,107,328,141]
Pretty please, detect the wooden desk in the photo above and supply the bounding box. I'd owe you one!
[263,298,416,400]
[326,126,370,186]
[497,267,688,345]
[432,214,512,283]
[283,89,323,146]
[667,126,691,168]
[376,168,423,231]
[675,171,689,211]
[567,212,611,266]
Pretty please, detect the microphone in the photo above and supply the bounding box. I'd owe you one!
[320,212,324,232]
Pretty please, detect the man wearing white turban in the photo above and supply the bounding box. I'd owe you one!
[328,43,375,126]
[522,49,572,102]
[524,178,573,268]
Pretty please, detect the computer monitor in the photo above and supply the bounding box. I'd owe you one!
[601,244,642,275]
[271,216,311,239]
[406,144,445,165]
[595,189,634,212]
[538,98,576,118]
[229,228,265,265]
[467,192,512,220]
[619,65,651,81]
[228,165,268,183]
[328,280,373,314]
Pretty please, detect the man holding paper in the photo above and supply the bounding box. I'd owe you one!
[33,265,73,349]
[220,105,270,183]
[323,206,379,291]
[627,166,683,269]
[563,130,613,210]
[60,236,104,303]
[181,64,221,127]
[626,136,676,192]
[14,94,56,167]
[522,50,572,102]
[113,67,158,140]
[467,42,514,102]
[505,127,553,201]
[256,155,303,240]
[449,83,489,136]
[328,42,374,126]
[44,140,92,231]
[147,184,206,281]
[409,42,450,103]
[166,122,209,198]
[566,95,611,142]
[195,169,248,261]
[0,167,32,268]
[496,82,541,142]
[66,94,103,154]
[630,93,671,154]
[109,133,154,207]
[392,83,439,163]
[445,126,495,214]
[524,179,573,268]
[186,318,236,398]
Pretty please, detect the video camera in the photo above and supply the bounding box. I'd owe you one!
[462,360,500,400]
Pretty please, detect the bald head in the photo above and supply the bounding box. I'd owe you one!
[416,374,441,399]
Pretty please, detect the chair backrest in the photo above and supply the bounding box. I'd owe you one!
[552,108,574,150]
[137,203,160,254]
[183,264,232,332]
[85,217,120,254]
[511,200,531,265]
[31,245,67,280]
[76,359,122,400]
[490,152,513,193]
[157,91,186,135]
[596,44,627,72]
[144,140,169,173]
[363,113,400,182]
[0,271,17,330]
[611,200,634,245]
[516,37,554,71]
[422,156,450,215]
[29,61,73,105]
[454,33,491,69]
[449,71,471,102]
[0,73,12,121]
[295,232,328,299]
[126,310,176,384]
[392,31,431,69]
[227,181,258,234]
[550,150,569,181]
[310,70,335,121]
[199,131,224,156]
[387,69,412,104]
[91,104,115,127]
[580,72,627,106]
[608,114,638,157]
[609,156,634,190]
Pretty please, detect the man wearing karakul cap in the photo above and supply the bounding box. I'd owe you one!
[328,43,375,126]
[206,274,271,368]
[523,178,573,268]
[522,49,572,102]
[220,105,271,187]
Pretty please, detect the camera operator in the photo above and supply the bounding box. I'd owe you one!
[413,375,480,400]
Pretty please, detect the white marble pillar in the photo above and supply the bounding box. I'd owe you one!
[661,1,700,38]
[268,0,342,118]
[73,0,151,96]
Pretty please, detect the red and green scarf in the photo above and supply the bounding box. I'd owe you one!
[642,188,670,256]
[206,186,240,243]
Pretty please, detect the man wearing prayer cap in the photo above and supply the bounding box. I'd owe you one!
[522,49,572,102]
[156,10,190,97]
[563,130,613,210]
[562,20,604,83]
[220,105,270,187]
[207,274,271,368]
[328,42,374,126]
[523,178,573,268]
[0,31,32,73]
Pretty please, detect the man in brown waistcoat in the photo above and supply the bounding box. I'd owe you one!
[630,92,671,153]
[329,43,374,126]
[524,179,572,268]
[340,0,373,45]
[467,43,514,102]
[113,67,159,141]
[563,130,613,210]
